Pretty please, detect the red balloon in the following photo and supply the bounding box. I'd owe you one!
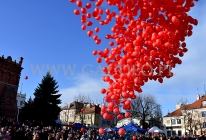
[171,16,179,25]
[95,15,101,20]
[81,127,85,133]
[124,100,131,106]
[95,27,100,32]
[117,114,123,120]
[96,57,102,63]
[76,0,82,7]
[93,50,97,55]
[87,21,93,26]
[132,136,137,140]
[109,42,114,46]
[25,76,28,80]
[85,3,92,9]
[81,8,87,14]
[87,13,92,18]
[125,112,131,118]
[95,39,101,44]
[81,25,86,30]
[69,0,76,2]
[103,113,109,120]
[87,30,93,37]
[99,128,104,135]
[118,128,125,135]
[113,107,120,115]
[101,105,107,113]
[101,88,106,94]
[74,9,80,15]
[93,35,98,40]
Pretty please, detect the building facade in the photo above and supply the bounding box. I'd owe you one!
[60,101,101,127]
[0,55,23,118]
[163,94,206,137]
[17,92,26,108]
[74,103,101,127]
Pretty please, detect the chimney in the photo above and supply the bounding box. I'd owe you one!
[176,102,182,110]
[196,94,200,101]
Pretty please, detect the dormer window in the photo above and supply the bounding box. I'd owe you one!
[202,101,206,106]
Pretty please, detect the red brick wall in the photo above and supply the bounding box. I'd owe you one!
[0,56,23,119]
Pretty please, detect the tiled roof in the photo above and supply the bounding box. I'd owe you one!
[69,101,84,110]
[64,101,101,114]
[164,95,206,117]
[82,105,101,114]
[61,106,68,110]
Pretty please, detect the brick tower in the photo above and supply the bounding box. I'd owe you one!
[0,55,23,118]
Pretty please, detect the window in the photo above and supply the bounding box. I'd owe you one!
[202,111,206,117]
[172,131,176,136]
[203,122,206,128]
[177,119,181,124]
[171,119,176,125]
[166,120,170,124]
[88,115,91,120]
[20,101,23,106]
[69,113,73,118]
[202,101,206,106]
[167,131,171,136]
[178,130,182,136]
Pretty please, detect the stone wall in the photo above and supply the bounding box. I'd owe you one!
[0,55,23,118]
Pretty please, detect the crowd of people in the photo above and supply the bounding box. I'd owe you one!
[0,116,206,140]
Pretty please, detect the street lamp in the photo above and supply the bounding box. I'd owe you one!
[17,105,20,122]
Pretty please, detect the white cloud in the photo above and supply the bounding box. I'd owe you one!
[59,76,108,106]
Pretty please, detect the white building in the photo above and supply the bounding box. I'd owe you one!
[16,92,26,108]
[163,94,206,137]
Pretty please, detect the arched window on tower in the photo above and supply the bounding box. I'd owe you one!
[20,101,24,106]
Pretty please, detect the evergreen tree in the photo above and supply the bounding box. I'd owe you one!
[19,96,34,122]
[33,71,62,126]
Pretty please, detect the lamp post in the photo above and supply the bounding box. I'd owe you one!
[17,106,20,122]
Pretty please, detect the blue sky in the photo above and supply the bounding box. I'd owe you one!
[0,0,206,116]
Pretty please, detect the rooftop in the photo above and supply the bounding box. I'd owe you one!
[164,95,206,117]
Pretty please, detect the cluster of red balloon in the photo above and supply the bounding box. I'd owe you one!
[70,0,198,135]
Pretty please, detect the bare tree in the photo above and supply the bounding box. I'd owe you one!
[193,109,204,135]
[74,94,93,103]
[131,93,162,129]
[178,98,197,136]
[153,104,163,120]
